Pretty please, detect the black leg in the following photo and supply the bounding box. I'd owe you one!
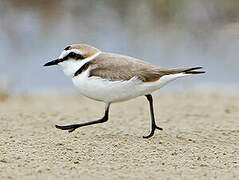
[143,94,163,138]
[55,103,110,133]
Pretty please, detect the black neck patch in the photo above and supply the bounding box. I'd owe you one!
[74,62,90,77]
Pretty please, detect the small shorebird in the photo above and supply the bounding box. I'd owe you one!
[44,44,205,138]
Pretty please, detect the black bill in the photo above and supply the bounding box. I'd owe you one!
[43,59,62,66]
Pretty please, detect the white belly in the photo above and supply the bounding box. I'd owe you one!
[72,69,189,103]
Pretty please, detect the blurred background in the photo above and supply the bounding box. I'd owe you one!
[0,0,239,94]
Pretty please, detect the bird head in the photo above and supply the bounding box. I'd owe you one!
[44,44,101,77]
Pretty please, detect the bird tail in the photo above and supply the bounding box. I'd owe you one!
[161,66,206,75]
[181,67,206,74]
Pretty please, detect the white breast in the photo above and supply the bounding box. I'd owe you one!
[72,69,142,102]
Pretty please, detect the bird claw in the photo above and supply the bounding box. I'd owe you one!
[55,124,77,133]
[155,126,163,131]
[143,125,163,139]
[68,128,76,133]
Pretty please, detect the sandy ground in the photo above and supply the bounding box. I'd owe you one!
[0,92,239,180]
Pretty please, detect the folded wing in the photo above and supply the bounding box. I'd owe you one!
[88,53,205,82]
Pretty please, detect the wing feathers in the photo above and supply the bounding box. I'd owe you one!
[87,53,205,82]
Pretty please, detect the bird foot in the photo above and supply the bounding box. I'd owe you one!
[55,124,78,133]
[143,125,163,139]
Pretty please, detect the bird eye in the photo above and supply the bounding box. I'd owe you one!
[76,54,84,60]
[69,52,76,58]
[64,46,71,50]
[63,52,84,60]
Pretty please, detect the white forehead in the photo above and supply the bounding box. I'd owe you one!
[58,49,82,59]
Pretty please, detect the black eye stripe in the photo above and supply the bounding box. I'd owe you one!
[62,52,84,60]
[69,52,76,57]
[76,54,84,60]
[64,46,71,50]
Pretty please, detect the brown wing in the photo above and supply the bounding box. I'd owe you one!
[88,53,166,82]
[88,53,205,82]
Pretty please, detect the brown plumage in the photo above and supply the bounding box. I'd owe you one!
[86,53,205,82]
[68,44,100,58]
